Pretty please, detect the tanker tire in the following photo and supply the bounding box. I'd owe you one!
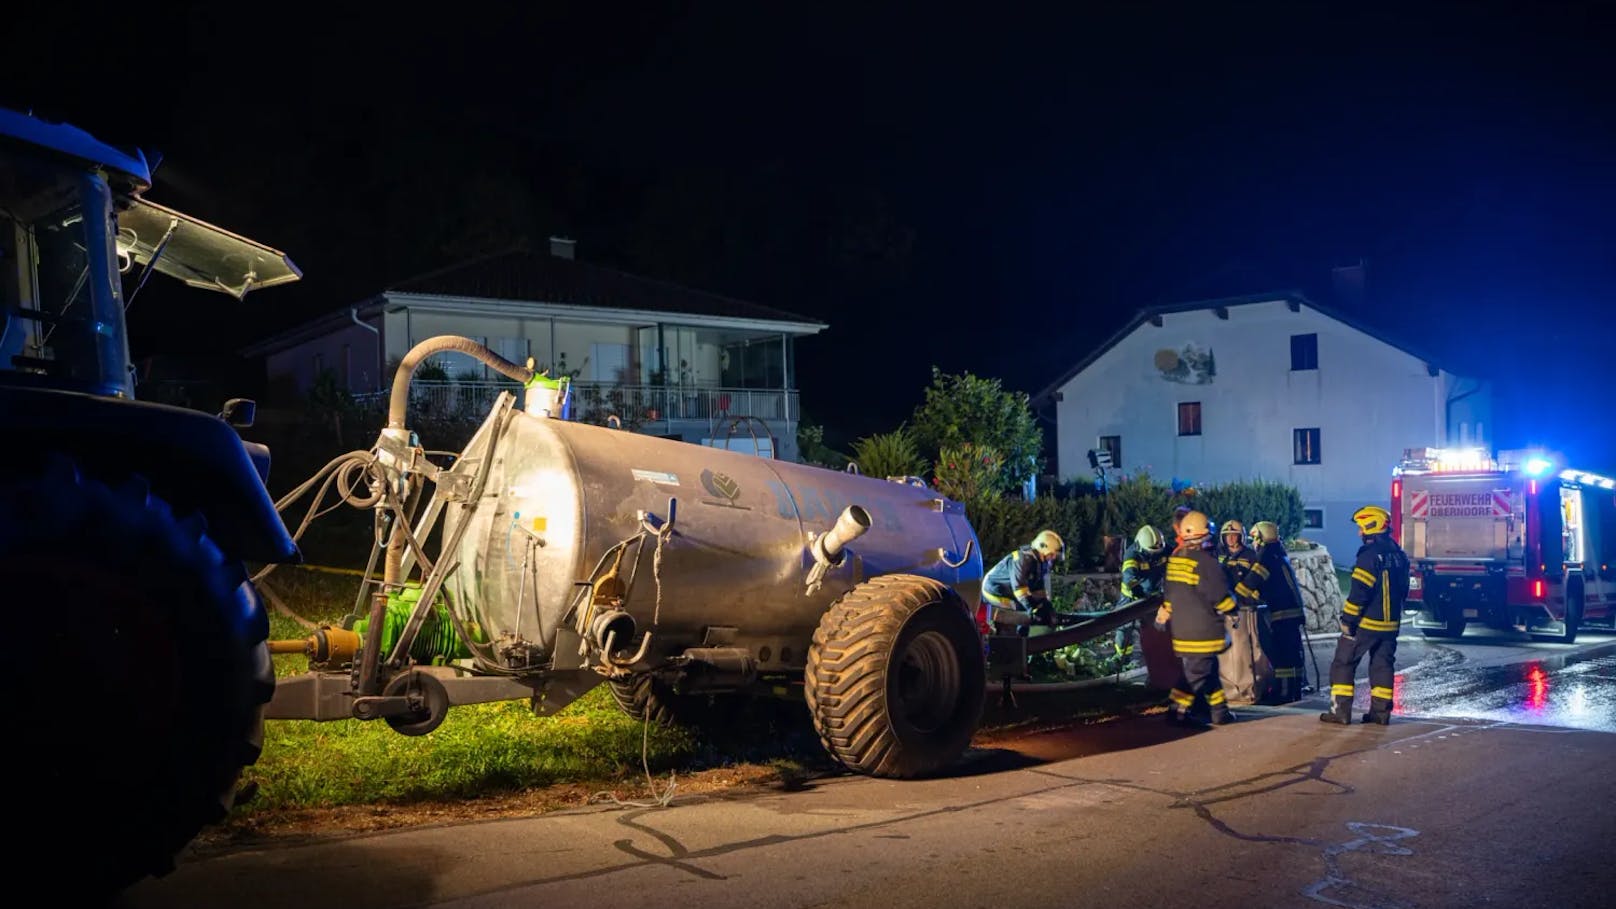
[0,456,273,901]
[804,574,985,778]
[607,675,747,729]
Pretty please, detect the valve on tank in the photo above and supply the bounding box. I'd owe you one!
[806,505,872,595]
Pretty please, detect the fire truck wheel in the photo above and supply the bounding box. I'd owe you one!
[0,456,273,900]
[1536,585,1582,645]
[805,574,985,779]
[607,675,744,728]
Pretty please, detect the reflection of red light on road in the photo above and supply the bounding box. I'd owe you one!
[1392,674,1405,715]
[1526,664,1548,712]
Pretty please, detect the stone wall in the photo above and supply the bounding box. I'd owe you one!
[1289,544,1345,632]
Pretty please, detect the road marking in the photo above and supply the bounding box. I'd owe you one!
[1302,822,1420,909]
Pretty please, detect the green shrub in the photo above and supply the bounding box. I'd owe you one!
[1194,478,1306,542]
[932,443,1005,506]
[969,494,1102,572]
[850,426,926,479]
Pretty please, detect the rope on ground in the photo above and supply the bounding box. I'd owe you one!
[588,714,678,810]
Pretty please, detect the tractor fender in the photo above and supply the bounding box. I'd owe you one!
[0,385,300,564]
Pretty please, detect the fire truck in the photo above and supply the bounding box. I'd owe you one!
[1391,447,1616,643]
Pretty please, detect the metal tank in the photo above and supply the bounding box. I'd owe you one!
[443,403,982,673]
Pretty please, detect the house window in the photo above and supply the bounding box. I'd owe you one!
[1177,402,1202,436]
[1303,508,1324,529]
[1294,427,1321,464]
[1291,333,1319,371]
[1099,435,1121,470]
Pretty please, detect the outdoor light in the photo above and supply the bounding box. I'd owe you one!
[1524,457,1553,477]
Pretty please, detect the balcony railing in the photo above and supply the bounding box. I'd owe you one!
[353,381,799,427]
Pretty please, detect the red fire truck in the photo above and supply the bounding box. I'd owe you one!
[1391,447,1616,643]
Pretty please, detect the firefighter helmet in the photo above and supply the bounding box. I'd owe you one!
[1251,521,1280,545]
[1221,519,1246,541]
[1179,511,1212,542]
[1135,525,1164,552]
[1032,530,1065,560]
[1352,505,1391,536]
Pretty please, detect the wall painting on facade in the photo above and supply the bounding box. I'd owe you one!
[1154,343,1216,384]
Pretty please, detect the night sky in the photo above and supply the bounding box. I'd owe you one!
[9,2,1615,469]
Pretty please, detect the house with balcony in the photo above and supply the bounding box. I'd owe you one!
[240,239,827,460]
[1036,291,1492,560]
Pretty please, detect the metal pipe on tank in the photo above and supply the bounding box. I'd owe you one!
[813,505,872,566]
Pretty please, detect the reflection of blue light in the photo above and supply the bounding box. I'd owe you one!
[1524,457,1553,477]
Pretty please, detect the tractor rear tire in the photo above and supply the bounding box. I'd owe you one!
[2,457,273,900]
[805,574,985,778]
[608,675,743,729]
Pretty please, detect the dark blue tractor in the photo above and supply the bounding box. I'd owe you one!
[0,107,302,897]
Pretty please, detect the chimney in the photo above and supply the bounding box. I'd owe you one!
[549,236,576,260]
[1332,259,1367,310]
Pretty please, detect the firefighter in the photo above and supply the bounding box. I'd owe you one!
[1216,519,1269,706]
[1121,525,1167,601]
[1321,505,1411,726]
[979,530,1064,635]
[1171,505,1194,546]
[1155,511,1239,725]
[1244,521,1307,703]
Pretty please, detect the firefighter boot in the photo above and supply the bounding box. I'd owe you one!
[1362,710,1391,725]
[1211,708,1238,726]
[1319,697,1352,725]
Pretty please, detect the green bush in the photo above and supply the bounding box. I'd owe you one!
[910,367,1043,494]
[1193,478,1306,542]
[932,443,1004,506]
[850,426,926,479]
[1100,472,1191,544]
[969,494,1102,573]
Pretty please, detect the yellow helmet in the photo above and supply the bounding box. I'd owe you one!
[1352,505,1391,536]
[1220,519,1246,540]
[1135,525,1164,552]
[1251,521,1280,545]
[1179,511,1212,542]
[1032,530,1065,560]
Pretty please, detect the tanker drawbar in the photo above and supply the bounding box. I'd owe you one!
[264,337,991,778]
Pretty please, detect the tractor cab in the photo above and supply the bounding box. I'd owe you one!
[0,107,300,399]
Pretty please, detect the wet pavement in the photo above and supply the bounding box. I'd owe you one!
[1294,627,1616,732]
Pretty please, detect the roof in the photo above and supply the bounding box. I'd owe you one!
[388,248,824,326]
[1032,290,1470,405]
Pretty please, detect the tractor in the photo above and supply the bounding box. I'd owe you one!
[0,107,302,897]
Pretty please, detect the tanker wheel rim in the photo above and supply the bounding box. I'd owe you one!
[891,628,962,735]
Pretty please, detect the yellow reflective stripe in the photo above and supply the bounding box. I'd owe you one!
[1235,583,1259,600]
[1250,564,1271,579]
[1168,556,1199,570]
[1382,572,1391,621]
[1343,602,1362,616]
[1331,684,1356,697]
[1370,686,1395,701]
[1166,565,1199,580]
[1207,689,1227,705]
[1122,559,1138,570]
[1214,596,1235,614]
[1273,667,1298,678]
[1352,567,1376,586]
[1173,638,1226,653]
[1169,689,1195,706]
[1269,608,1304,621]
[1359,617,1399,632]
[1013,586,1031,599]
[983,590,1011,605]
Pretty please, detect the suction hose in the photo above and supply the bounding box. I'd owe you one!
[387,335,534,430]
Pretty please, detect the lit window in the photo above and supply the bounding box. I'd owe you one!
[1177,402,1202,436]
[1294,427,1321,465]
[1291,333,1319,371]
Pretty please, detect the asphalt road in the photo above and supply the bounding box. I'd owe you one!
[119,629,1616,909]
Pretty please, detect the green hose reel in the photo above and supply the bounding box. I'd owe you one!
[354,584,485,665]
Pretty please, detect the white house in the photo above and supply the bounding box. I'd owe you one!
[1038,292,1492,560]
[241,239,827,460]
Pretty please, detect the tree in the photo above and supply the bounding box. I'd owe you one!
[910,367,1043,494]
[850,426,926,480]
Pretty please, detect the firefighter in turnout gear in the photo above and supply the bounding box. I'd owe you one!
[1121,525,1167,601]
[1217,519,1270,706]
[1244,521,1308,703]
[1321,506,1411,726]
[979,530,1064,635]
[1156,511,1239,725]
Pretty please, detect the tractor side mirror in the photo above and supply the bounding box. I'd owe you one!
[220,398,257,429]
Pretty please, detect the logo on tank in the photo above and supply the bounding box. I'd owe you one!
[700,469,750,509]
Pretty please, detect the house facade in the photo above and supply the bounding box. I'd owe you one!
[241,241,827,461]
[1039,293,1492,560]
